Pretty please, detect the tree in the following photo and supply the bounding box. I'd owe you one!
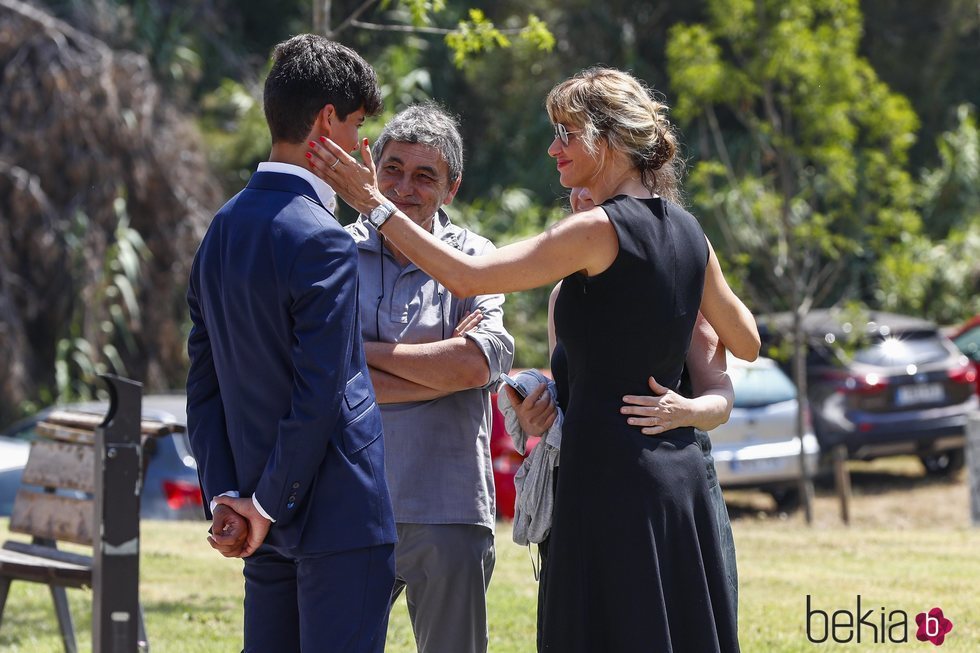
[666,0,921,521]
[7,0,976,422]
[314,0,553,68]
[860,0,980,170]
[877,104,980,323]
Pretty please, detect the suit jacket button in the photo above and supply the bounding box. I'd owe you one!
[292,482,300,489]
[288,494,297,503]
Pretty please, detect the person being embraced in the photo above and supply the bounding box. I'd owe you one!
[309,66,757,652]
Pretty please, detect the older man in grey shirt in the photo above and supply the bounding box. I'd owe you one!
[345,103,514,653]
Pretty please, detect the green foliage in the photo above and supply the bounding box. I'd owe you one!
[918,104,980,240]
[56,195,151,402]
[374,42,434,110]
[668,0,922,320]
[451,188,566,368]
[666,24,734,122]
[129,0,203,88]
[396,0,448,26]
[333,2,554,70]
[519,14,556,53]
[26,0,978,404]
[445,9,514,67]
[200,78,272,194]
[876,106,980,323]
[875,226,980,324]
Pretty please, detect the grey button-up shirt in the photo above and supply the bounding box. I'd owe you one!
[346,210,515,529]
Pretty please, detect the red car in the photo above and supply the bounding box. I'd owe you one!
[489,390,542,521]
[949,315,980,396]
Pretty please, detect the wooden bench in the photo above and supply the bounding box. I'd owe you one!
[0,376,179,652]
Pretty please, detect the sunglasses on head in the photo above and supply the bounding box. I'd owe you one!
[553,123,581,146]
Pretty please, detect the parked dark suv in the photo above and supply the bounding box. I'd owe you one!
[760,310,978,475]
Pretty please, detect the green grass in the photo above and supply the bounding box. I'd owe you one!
[736,526,980,651]
[1,517,979,651]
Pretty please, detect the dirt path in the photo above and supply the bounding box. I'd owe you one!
[724,456,972,530]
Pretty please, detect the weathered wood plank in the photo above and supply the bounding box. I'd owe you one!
[22,440,95,493]
[36,421,94,445]
[44,410,104,429]
[3,540,92,569]
[44,410,184,436]
[0,541,92,588]
[9,490,93,546]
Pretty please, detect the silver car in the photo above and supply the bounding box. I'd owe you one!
[0,435,30,516]
[712,355,820,510]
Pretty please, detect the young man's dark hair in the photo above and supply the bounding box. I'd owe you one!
[264,34,383,144]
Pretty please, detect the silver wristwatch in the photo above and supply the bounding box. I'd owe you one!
[366,200,397,230]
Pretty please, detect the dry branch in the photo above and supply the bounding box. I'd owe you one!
[0,0,221,423]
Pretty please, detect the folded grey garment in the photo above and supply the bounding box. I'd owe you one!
[497,370,563,545]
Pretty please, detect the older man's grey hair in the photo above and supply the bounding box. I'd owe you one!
[372,103,464,183]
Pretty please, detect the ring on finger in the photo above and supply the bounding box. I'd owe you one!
[330,157,341,169]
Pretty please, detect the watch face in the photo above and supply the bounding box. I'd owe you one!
[370,203,394,227]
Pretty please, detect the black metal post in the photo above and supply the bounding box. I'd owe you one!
[93,374,143,653]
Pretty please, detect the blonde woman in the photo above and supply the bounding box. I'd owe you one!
[311,67,754,652]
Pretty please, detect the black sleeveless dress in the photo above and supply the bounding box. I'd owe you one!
[538,195,740,652]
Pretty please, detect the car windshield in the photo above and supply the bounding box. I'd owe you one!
[853,331,949,366]
[731,365,797,408]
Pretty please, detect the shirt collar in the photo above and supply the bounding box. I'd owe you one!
[430,209,462,248]
[257,161,338,214]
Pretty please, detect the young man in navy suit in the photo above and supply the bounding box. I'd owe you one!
[186,34,396,653]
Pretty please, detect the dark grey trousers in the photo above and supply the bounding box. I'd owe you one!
[390,523,495,653]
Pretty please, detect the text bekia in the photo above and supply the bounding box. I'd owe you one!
[806,596,954,646]
[806,595,908,644]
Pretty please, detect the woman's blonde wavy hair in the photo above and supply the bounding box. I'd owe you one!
[546,67,683,204]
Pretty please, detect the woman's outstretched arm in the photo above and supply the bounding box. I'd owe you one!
[309,137,618,296]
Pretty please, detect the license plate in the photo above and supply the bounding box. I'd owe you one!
[895,383,945,406]
[730,458,782,473]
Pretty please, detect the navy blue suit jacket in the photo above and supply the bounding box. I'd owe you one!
[186,171,396,555]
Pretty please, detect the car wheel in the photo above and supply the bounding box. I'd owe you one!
[769,487,801,512]
[919,449,966,476]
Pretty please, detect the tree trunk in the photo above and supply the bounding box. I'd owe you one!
[313,0,331,35]
[793,308,816,524]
